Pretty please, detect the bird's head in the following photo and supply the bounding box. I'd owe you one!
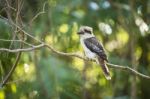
[77,26,93,36]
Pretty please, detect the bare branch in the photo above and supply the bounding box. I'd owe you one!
[5,78,23,85]
[1,49,22,87]
[5,0,16,11]
[0,39,35,47]
[11,22,43,43]
[106,63,150,79]
[0,43,45,52]
[30,2,47,23]
[0,15,42,43]
[0,43,150,80]
[45,44,86,60]
[0,2,149,89]
[0,0,25,88]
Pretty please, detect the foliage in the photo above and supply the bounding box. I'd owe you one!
[0,0,150,99]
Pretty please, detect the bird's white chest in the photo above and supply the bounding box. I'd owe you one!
[80,38,96,59]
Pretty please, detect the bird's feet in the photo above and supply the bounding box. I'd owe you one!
[85,57,95,62]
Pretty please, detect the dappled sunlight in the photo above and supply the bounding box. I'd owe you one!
[0,91,5,99]
[101,0,111,9]
[45,35,53,44]
[106,27,129,51]
[71,31,79,41]
[29,90,38,98]
[72,9,85,19]
[98,77,106,86]
[24,63,30,73]
[98,22,112,35]
[89,1,99,11]
[72,58,84,71]
[106,40,118,52]
[116,28,129,46]
[24,63,36,81]
[96,32,103,42]
[15,62,36,82]
[135,47,142,60]
[84,81,92,89]
[71,22,79,41]
[11,83,17,93]
[0,0,150,98]
[135,17,149,36]
[15,64,25,78]
[59,24,69,33]
[20,94,28,99]
[86,65,100,84]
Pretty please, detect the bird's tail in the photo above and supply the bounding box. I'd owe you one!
[97,57,111,80]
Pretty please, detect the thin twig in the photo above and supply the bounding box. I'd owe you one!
[0,62,4,82]
[30,2,47,23]
[1,50,22,87]
[0,15,42,43]
[0,43,45,52]
[5,78,23,85]
[0,0,25,88]
[5,0,16,11]
[11,22,43,43]
[1,37,24,87]
[0,39,35,47]
[106,63,150,79]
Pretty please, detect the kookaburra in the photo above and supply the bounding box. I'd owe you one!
[77,26,111,80]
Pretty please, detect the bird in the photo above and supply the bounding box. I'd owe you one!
[77,26,111,80]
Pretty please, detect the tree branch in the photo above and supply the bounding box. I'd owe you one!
[106,63,150,79]
[0,39,35,47]
[0,43,45,52]
[0,4,150,89]
[0,43,150,80]
[0,0,25,88]
[29,2,47,23]
[1,47,22,87]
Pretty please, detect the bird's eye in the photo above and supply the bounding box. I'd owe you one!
[84,29,91,34]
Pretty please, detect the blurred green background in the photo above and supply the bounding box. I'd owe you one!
[0,0,150,99]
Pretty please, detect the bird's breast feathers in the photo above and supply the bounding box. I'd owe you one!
[80,38,96,59]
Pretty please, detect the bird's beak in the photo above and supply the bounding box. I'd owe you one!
[77,31,83,34]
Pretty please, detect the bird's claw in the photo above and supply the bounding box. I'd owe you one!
[85,57,94,61]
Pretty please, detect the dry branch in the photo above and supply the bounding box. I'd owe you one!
[29,2,47,23]
[0,43,45,52]
[0,39,35,47]
[106,63,150,79]
[0,43,150,81]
